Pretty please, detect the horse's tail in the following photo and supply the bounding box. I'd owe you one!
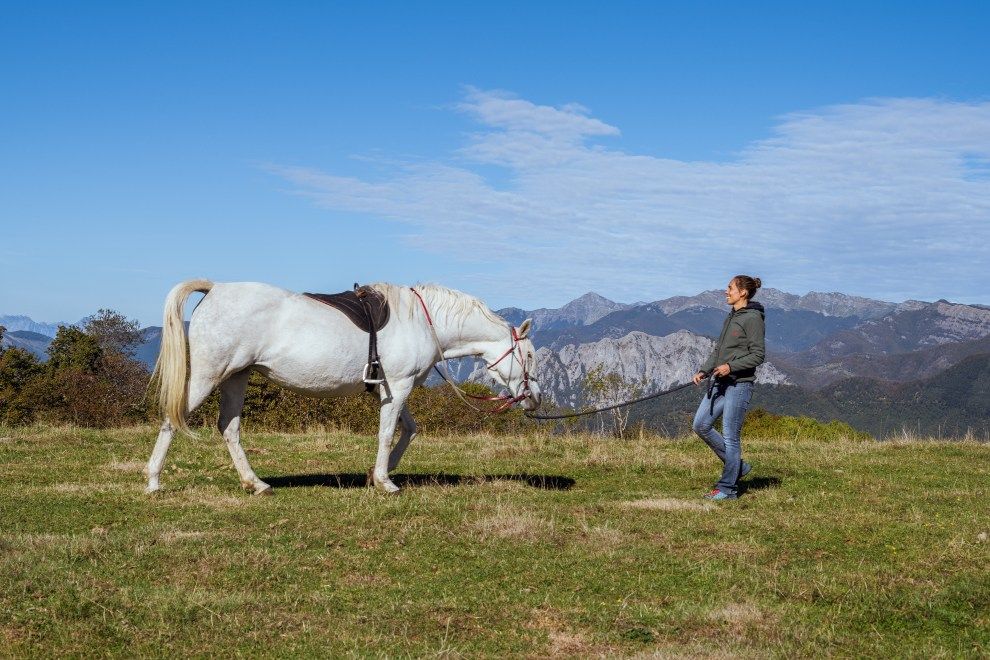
[151,279,214,436]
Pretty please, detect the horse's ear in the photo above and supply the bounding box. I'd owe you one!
[517,318,533,339]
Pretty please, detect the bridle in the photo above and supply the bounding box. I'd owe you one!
[410,287,534,413]
[481,324,534,411]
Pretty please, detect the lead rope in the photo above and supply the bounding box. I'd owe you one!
[523,378,703,420]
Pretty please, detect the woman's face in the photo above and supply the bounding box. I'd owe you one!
[725,280,748,306]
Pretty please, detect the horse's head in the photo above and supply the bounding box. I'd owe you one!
[486,318,542,411]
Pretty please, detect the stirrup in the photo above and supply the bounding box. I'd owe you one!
[362,362,385,385]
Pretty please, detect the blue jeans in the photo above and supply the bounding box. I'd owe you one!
[692,380,753,496]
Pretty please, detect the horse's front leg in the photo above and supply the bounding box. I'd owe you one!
[373,379,413,494]
[145,419,175,494]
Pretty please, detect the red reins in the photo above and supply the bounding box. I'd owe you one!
[410,287,532,413]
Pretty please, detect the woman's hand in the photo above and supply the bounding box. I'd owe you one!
[692,371,707,385]
[713,364,731,377]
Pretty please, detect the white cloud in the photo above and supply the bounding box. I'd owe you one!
[271,91,990,304]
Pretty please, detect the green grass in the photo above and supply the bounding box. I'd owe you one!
[1,424,988,657]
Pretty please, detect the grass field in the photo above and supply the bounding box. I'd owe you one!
[1,424,988,657]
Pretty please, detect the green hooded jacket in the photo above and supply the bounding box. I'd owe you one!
[700,301,766,383]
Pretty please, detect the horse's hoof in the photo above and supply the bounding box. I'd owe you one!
[144,484,161,495]
[375,479,401,495]
[254,483,274,496]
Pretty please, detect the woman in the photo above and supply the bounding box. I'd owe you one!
[691,275,765,501]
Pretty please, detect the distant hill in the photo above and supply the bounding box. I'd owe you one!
[787,301,990,365]
[774,334,990,389]
[630,354,990,439]
[135,326,165,368]
[766,354,990,438]
[1,330,52,360]
[0,315,69,338]
[499,292,633,330]
[533,304,863,353]
[651,287,906,319]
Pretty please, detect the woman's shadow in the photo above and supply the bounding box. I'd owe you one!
[738,475,781,495]
[264,472,576,490]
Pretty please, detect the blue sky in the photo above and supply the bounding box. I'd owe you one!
[2,2,989,326]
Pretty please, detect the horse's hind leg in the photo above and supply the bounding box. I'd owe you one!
[218,370,271,495]
[387,406,417,472]
[145,374,218,493]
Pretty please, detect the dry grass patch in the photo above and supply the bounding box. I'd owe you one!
[702,601,777,645]
[626,643,743,659]
[707,602,764,625]
[653,452,711,471]
[581,442,623,467]
[621,498,714,513]
[706,540,762,559]
[576,517,628,550]
[46,482,134,495]
[583,525,627,549]
[3,533,106,561]
[170,487,250,508]
[472,505,555,542]
[108,459,145,472]
[5,533,76,549]
[526,606,613,658]
[159,530,210,543]
[339,572,391,588]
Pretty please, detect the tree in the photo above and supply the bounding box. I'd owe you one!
[0,326,43,424]
[82,309,143,357]
[582,365,646,438]
[30,314,150,427]
[46,326,101,371]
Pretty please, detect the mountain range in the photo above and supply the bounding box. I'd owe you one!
[495,289,990,436]
[4,287,989,437]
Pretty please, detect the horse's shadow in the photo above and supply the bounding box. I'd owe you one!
[739,475,781,495]
[264,472,576,491]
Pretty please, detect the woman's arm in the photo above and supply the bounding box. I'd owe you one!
[699,348,717,376]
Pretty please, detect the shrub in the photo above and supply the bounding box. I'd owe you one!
[0,343,43,425]
[742,407,873,441]
[11,318,151,428]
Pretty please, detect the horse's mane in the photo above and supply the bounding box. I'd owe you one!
[368,282,508,329]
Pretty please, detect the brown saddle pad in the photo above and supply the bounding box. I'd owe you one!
[303,287,390,333]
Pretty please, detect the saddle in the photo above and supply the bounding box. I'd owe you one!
[303,285,391,391]
[303,286,390,333]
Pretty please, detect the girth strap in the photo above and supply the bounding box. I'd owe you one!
[355,285,383,392]
[303,285,390,392]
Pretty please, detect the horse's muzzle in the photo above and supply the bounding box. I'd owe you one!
[522,382,542,411]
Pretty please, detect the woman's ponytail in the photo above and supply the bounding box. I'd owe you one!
[733,275,762,299]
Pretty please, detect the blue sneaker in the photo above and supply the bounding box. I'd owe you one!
[741,461,752,479]
[703,489,738,501]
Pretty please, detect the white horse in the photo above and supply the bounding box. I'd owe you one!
[145,280,541,495]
